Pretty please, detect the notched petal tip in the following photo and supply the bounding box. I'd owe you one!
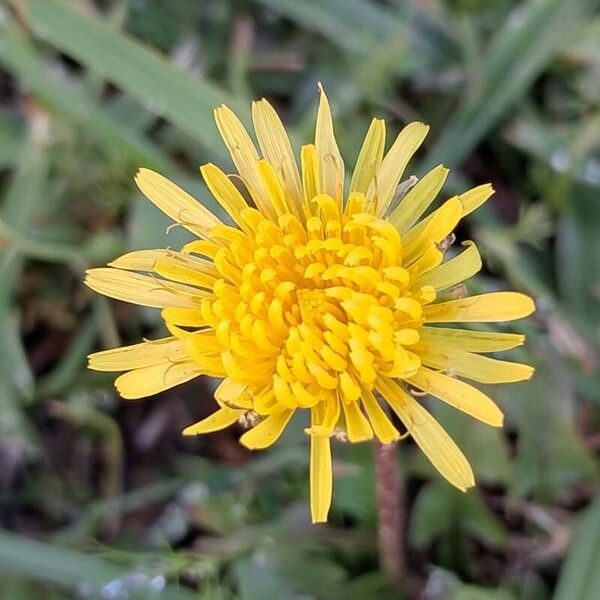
[460,474,476,492]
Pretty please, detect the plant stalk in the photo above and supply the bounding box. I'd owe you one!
[373,438,406,588]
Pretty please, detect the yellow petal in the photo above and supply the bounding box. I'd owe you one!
[315,83,344,204]
[411,241,482,291]
[214,377,252,410]
[239,409,294,449]
[349,118,386,194]
[108,249,171,271]
[309,431,333,523]
[301,143,319,212]
[183,336,226,377]
[214,104,275,219]
[423,292,535,323]
[252,99,303,212]
[402,197,463,265]
[183,407,243,435]
[135,169,223,237]
[341,400,373,442]
[367,121,429,216]
[459,183,494,217]
[88,337,187,372]
[181,240,220,260]
[161,306,206,327]
[115,361,203,399]
[153,260,216,290]
[389,164,449,233]
[419,327,525,353]
[403,183,494,242]
[406,367,504,426]
[85,268,200,308]
[377,377,474,491]
[406,243,443,280]
[200,163,249,228]
[258,159,292,217]
[111,249,218,279]
[361,389,400,443]
[414,342,534,383]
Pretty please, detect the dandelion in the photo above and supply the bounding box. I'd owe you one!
[86,86,534,523]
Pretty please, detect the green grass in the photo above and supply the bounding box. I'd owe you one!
[0,0,599,598]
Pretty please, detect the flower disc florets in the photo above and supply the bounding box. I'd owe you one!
[204,203,427,414]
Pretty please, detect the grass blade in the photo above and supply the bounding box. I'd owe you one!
[426,0,599,168]
[20,0,244,160]
[554,496,600,600]
[0,17,173,172]
[0,528,196,600]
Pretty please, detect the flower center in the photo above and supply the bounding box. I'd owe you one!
[198,195,435,413]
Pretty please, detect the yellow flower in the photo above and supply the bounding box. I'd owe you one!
[86,86,534,523]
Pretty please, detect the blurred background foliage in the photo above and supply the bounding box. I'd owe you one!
[0,0,599,598]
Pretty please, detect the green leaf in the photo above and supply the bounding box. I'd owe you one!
[426,0,600,168]
[424,569,517,600]
[232,544,345,600]
[333,443,377,526]
[20,0,245,161]
[498,352,599,501]
[410,483,507,552]
[0,311,34,403]
[254,0,456,75]
[556,187,600,327]
[553,495,600,600]
[0,112,49,459]
[431,404,511,485]
[0,17,173,172]
[0,528,196,600]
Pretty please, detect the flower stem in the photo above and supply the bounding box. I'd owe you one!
[373,437,406,588]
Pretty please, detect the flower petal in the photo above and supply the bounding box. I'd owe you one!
[459,183,494,217]
[88,337,187,372]
[135,169,223,237]
[239,409,295,449]
[367,121,429,216]
[315,83,344,204]
[310,431,333,523]
[377,377,474,491]
[406,367,503,426]
[301,143,319,212]
[423,292,535,323]
[108,249,171,271]
[85,268,200,308]
[258,159,294,217]
[200,163,249,228]
[361,389,400,443]
[183,407,243,435]
[405,183,494,243]
[411,241,482,291]
[402,197,463,265]
[414,342,534,383]
[389,164,449,233]
[252,99,303,212]
[341,400,373,442]
[153,260,217,289]
[349,118,386,195]
[115,361,204,399]
[419,327,525,352]
[161,306,207,327]
[214,377,253,410]
[214,104,275,219]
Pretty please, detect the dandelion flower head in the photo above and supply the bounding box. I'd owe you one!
[86,86,534,522]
